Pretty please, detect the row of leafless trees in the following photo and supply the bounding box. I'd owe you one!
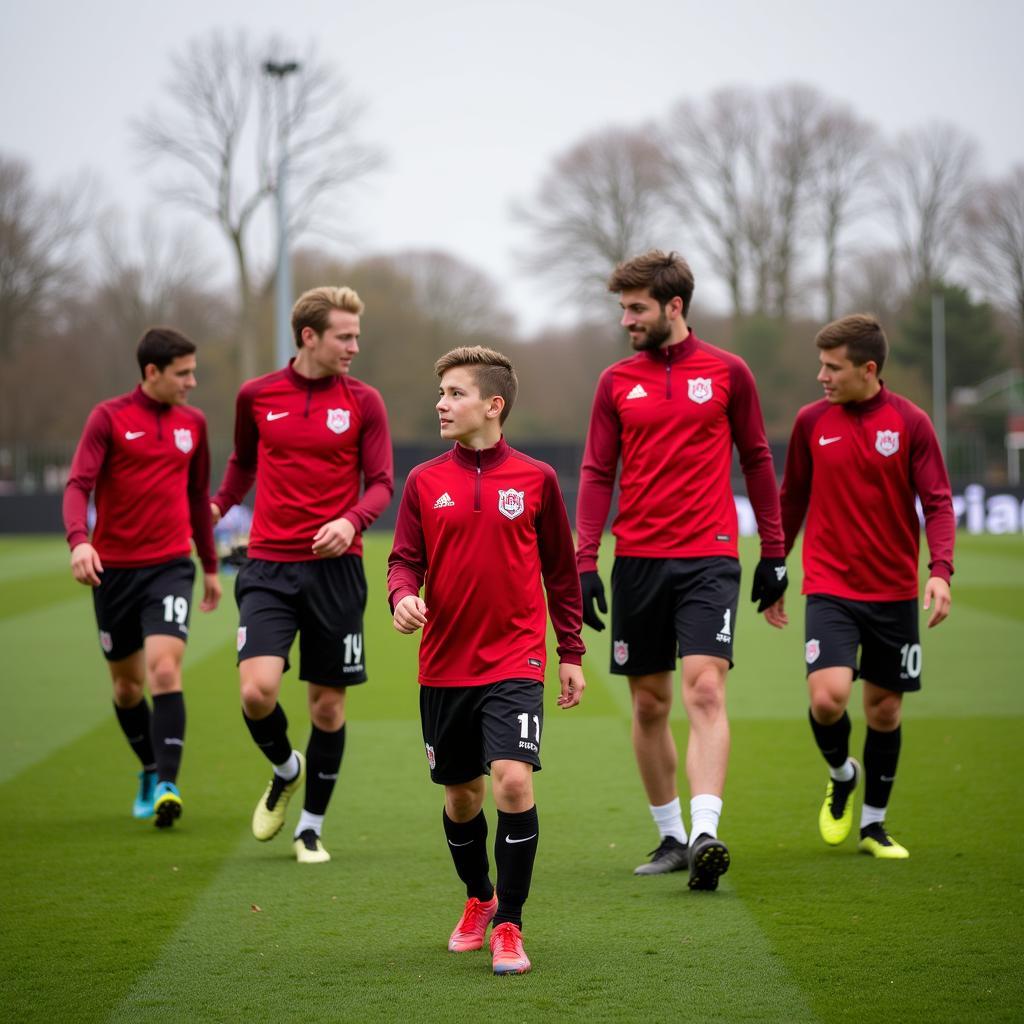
[514,84,1024,336]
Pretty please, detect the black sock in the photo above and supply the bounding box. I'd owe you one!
[864,725,901,810]
[243,703,293,766]
[443,809,493,902]
[114,699,156,770]
[151,692,185,784]
[809,708,851,769]
[493,806,539,929]
[304,723,346,815]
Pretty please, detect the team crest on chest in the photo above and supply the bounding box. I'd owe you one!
[687,377,713,404]
[326,408,350,434]
[498,488,525,520]
[173,428,193,453]
[875,430,900,457]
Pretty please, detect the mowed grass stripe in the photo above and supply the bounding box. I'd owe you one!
[110,717,818,1024]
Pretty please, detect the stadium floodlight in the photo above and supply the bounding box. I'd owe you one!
[264,60,301,369]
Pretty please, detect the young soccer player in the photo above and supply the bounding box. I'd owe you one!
[63,327,221,828]
[387,346,585,975]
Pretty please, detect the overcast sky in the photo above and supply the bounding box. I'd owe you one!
[3,0,1023,336]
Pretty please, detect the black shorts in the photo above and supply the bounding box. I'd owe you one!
[609,556,741,675]
[419,678,544,785]
[91,557,195,662]
[804,595,922,692]
[234,556,368,687]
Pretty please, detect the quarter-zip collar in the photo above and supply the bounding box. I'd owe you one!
[451,435,512,472]
[644,330,697,365]
[132,385,172,438]
[841,382,888,417]
[285,358,341,393]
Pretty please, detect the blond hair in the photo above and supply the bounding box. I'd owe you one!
[291,286,364,347]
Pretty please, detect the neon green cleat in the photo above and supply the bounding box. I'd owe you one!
[293,828,331,864]
[818,759,861,846]
[858,823,909,859]
[153,781,182,829]
[252,752,305,841]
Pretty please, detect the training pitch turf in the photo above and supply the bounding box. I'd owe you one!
[1,533,1022,1023]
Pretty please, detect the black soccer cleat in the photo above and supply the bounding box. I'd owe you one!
[687,833,730,891]
[634,835,689,875]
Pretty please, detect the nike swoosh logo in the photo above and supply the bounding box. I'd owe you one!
[125,431,145,440]
[447,839,474,847]
[266,411,289,421]
[818,435,841,446]
[505,833,538,845]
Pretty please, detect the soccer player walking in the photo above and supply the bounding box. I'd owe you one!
[63,328,221,828]
[388,346,585,975]
[577,251,787,890]
[775,314,954,858]
[212,287,393,864]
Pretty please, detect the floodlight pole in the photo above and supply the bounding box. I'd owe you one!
[931,290,947,458]
[264,60,301,369]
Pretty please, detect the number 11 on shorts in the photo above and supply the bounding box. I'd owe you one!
[517,713,540,743]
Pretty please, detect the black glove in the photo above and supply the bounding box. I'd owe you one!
[580,571,607,631]
[750,557,788,612]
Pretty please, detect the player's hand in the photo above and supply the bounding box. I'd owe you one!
[210,502,222,526]
[312,517,356,557]
[393,594,428,634]
[200,572,222,612]
[580,571,607,631]
[763,594,789,629]
[924,576,951,628]
[70,542,103,587]
[751,557,788,612]
[557,663,585,709]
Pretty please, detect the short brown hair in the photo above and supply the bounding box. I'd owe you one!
[815,313,888,372]
[291,286,364,347]
[434,346,518,425]
[136,327,196,376]
[608,249,695,317]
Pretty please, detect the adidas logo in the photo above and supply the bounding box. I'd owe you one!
[626,384,648,400]
[433,492,455,509]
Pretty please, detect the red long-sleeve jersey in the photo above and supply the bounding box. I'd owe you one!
[576,332,784,571]
[387,438,585,687]
[63,387,217,573]
[212,362,393,561]
[780,386,955,601]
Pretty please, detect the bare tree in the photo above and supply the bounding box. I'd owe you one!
[0,154,92,355]
[661,87,759,318]
[813,107,879,321]
[965,165,1024,346]
[882,122,978,290]
[514,127,665,310]
[134,29,383,380]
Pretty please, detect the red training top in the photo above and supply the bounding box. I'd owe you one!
[576,332,784,571]
[212,362,393,561]
[63,386,217,573]
[387,438,585,687]
[780,385,955,601]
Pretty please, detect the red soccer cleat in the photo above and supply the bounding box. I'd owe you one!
[489,922,532,975]
[448,895,498,952]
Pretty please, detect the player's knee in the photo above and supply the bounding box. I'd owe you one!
[446,785,483,820]
[867,695,902,731]
[148,658,182,694]
[632,689,671,727]
[112,677,144,707]
[684,672,725,716]
[491,762,533,808]
[309,700,344,732]
[810,692,845,723]
[240,679,276,716]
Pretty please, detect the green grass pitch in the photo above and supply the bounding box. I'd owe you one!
[1,533,1022,1023]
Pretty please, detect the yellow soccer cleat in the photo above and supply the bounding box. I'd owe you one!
[858,823,910,859]
[252,751,305,841]
[293,828,331,864]
[818,759,861,846]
